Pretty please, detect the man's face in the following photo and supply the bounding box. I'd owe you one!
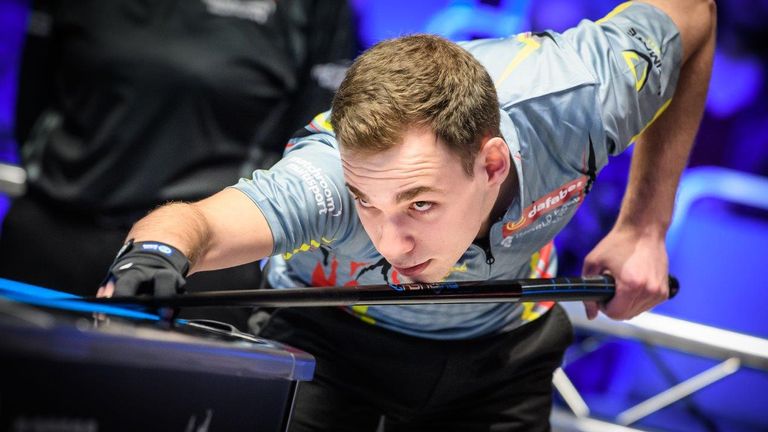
[341,127,497,282]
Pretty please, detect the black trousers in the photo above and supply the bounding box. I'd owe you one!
[260,305,573,432]
[0,194,259,330]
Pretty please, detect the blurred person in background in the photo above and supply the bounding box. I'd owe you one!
[0,0,357,330]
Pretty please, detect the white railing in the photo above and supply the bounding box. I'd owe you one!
[551,304,768,431]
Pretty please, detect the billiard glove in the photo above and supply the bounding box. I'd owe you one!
[104,239,190,297]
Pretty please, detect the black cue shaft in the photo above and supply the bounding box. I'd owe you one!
[87,275,679,308]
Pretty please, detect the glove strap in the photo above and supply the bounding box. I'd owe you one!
[130,240,191,276]
[102,239,191,286]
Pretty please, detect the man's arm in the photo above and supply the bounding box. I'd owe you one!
[99,188,274,296]
[583,0,716,320]
[132,188,274,274]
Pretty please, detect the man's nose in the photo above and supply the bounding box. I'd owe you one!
[375,217,415,261]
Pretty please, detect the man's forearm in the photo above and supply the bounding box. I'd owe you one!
[617,0,716,234]
[125,202,211,268]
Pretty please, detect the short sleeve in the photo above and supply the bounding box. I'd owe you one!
[562,1,683,155]
[231,134,357,256]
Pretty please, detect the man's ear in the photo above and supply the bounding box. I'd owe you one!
[477,137,510,186]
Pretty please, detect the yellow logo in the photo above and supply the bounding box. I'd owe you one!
[282,237,334,260]
[622,50,650,92]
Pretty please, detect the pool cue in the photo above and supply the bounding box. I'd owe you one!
[87,275,679,308]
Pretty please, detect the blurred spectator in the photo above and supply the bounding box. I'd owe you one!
[0,0,357,330]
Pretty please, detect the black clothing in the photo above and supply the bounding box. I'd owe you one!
[1,0,356,330]
[15,0,355,217]
[260,305,573,432]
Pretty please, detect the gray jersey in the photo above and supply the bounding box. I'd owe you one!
[233,2,682,339]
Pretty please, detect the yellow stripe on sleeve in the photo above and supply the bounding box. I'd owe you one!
[496,33,541,87]
[629,98,673,145]
[596,1,634,25]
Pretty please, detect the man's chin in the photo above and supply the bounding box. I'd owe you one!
[398,270,449,284]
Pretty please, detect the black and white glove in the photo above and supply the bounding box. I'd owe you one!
[104,240,190,297]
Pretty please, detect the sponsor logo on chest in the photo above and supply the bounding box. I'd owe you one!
[500,176,587,246]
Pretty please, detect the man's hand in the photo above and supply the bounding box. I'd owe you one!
[97,240,190,298]
[582,226,670,320]
[581,0,715,320]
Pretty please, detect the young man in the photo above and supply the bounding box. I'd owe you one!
[100,0,716,430]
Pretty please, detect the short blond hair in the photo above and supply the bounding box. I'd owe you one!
[331,34,500,176]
